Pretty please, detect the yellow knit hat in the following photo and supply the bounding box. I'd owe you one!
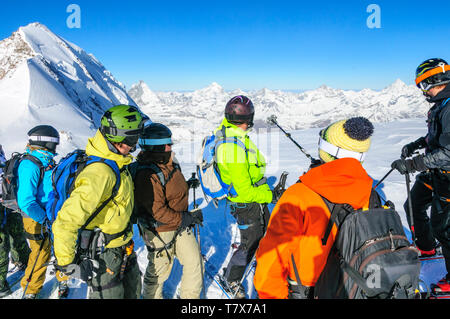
[319,117,374,163]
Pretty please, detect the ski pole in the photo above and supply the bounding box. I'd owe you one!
[22,232,48,299]
[232,254,257,299]
[405,172,417,247]
[266,115,319,164]
[202,256,232,299]
[189,172,205,298]
[374,168,395,189]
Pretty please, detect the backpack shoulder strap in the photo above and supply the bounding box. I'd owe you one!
[21,154,44,169]
[213,126,249,167]
[146,163,166,187]
[214,126,248,152]
[320,188,381,246]
[133,162,166,187]
[166,163,181,186]
[20,154,45,188]
[320,198,350,246]
[78,156,122,232]
[436,98,450,117]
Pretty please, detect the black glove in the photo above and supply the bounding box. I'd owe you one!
[58,259,99,282]
[180,209,204,229]
[391,155,427,175]
[401,137,427,159]
[272,188,284,204]
[310,158,323,168]
[271,173,288,204]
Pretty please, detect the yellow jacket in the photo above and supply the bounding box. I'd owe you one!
[52,130,134,266]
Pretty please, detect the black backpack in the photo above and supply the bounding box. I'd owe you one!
[313,190,421,299]
[0,153,45,212]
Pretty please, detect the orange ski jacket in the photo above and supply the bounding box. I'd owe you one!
[254,158,373,299]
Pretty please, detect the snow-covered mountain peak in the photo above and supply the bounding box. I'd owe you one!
[383,78,411,94]
[129,80,160,107]
[195,82,225,96]
[0,28,35,80]
[0,23,138,155]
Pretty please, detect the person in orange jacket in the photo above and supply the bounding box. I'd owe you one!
[254,117,375,299]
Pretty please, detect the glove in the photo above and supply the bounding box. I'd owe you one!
[391,155,427,175]
[272,188,284,204]
[401,137,427,159]
[186,177,200,189]
[180,208,204,229]
[271,179,287,204]
[310,158,323,168]
[59,259,99,282]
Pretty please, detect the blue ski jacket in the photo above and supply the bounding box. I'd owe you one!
[17,148,56,224]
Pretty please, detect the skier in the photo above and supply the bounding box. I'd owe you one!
[391,58,450,295]
[0,144,31,298]
[52,105,143,299]
[133,123,203,299]
[254,117,374,299]
[213,96,278,299]
[15,126,69,299]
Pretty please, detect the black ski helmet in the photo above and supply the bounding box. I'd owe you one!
[139,123,173,152]
[415,58,450,91]
[27,125,60,153]
[225,96,255,128]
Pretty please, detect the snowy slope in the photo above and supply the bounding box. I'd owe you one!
[128,80,430,143]
[3,118,446,299]
[0,23,137,157]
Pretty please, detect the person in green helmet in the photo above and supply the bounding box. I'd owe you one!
[52,105,144,299]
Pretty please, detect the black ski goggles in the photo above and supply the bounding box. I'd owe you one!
[122,135,140,147]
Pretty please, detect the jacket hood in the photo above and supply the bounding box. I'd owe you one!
[86,130,133,168]
[299,158,373,209]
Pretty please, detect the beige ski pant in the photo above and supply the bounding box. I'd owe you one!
[141,227,203,299]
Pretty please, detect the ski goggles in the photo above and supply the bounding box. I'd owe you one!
[318,137,367,162]
[418,79,450,93]
[122,135,140,147]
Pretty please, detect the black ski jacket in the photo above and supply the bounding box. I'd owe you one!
[421,84,450,171]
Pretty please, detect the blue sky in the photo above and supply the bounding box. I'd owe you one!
[1,0,449,91]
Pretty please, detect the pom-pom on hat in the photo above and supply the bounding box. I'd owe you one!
[318,117,374,163]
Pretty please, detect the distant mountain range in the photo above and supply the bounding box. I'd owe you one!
[0,22,431,153]
[128,79,430,141]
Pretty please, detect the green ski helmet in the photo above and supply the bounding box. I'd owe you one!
[100,105,144,146]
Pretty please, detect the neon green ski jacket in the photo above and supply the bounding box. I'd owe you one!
[214,118,273,204]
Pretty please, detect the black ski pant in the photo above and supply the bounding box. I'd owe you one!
[404,172,450,273]
[224,202,270,283]
[0,207,31,285]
